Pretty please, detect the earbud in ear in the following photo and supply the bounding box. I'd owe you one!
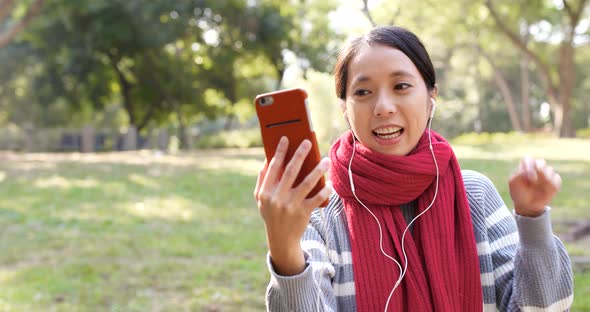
[343,113,351,129]
[429,98,436,118]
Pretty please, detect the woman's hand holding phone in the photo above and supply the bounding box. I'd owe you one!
[254,136,332,276]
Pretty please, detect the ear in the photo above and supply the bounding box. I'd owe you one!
[339,99,349,124]
[428,85,439,119]
[429,84,439,101]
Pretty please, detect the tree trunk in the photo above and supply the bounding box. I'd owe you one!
[224,75,237,131]
[0,1,15,24]
[492,69,523,132]
[223,115,233,131]
[275,68,285,91]
[136,96,160,133]
[108,54,136,128]
[479,48,522,131]
[557,42,576,137]
[520,29,532,132]
[472,41,482,133]
[484,0,586,137]
[0,0,44,48]
[174,100,187,149]
[361,0,377,27]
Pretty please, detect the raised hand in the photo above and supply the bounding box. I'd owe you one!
[254,136,332,275]
[508,156,562,218]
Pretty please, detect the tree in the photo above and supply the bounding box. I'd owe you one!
[485,0,589,137]
[358,0,589,137]
[0,0,345,148]
[2,0,213,133]
[0,0,44,48]
[186,0,343,129]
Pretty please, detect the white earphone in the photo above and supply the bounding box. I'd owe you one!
[429,98,436,119]
[347,96,440,311]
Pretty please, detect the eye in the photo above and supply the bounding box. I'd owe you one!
[353,89,371,96]
[394,83,411,90]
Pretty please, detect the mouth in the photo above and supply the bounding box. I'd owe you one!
[372,126,404,139]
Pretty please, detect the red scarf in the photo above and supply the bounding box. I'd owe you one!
[329,130,482,311]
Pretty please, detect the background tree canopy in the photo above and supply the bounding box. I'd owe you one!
[0,0,588,147]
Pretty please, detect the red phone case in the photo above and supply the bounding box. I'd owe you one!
[255,88,328,207]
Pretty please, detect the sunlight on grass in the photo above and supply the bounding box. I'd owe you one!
[120,196,195,221]
[195,157,263,175]
[452,137,590,161]
[33,175,100,189]
[127,173,160,189]
[0,141,587,311]
[0,268,16,283]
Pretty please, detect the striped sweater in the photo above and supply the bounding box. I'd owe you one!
[266,170,574,311]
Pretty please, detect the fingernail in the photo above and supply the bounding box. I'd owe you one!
[320,158,330,170]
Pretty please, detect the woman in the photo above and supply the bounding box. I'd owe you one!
[254,26,573,311]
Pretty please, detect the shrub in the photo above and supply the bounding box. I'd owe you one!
[576,128,590,138]
[451,131,539,145]
[195,128,262,149]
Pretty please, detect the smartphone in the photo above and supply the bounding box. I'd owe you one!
[255,88,328,207]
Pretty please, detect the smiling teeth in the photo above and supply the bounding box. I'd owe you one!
[374,127,402,139]
[374,127,401,134]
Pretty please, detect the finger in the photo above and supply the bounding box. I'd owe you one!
[254,160,269,200]
[276,140,312,193]
[539,165,559,189]
[538,164,554,182]
[553,172,562,191]
[535,158,547,170]
[260,136,289,191]
[292,157,331,202]
[303,181,333,212]
[508,160,526,186]
[523,156,537,182]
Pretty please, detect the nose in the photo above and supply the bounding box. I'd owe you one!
[373,90,397,116]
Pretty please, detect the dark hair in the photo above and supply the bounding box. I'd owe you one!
[333,26,436,100]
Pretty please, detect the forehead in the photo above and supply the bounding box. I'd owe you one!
[348,44,420,80]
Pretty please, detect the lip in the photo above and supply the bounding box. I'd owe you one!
[372,124,404,146]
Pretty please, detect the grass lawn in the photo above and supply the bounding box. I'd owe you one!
[0,136,588,311]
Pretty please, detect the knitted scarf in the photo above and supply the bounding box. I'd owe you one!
[329,130,482,311]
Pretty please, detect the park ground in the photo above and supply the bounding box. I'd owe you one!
[0,135,589,311]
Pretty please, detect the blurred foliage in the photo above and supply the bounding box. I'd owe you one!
[0,0,588,147]
[362,0,589,138]
[195,128,262,149]
[451,131,552,146]
[0,0,343,146]
[576,128,590,138]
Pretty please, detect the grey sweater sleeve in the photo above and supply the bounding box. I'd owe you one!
[463,170,574,311]
[511,209,574,311]
[265,208,337,311]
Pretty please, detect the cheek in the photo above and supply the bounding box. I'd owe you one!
[405,105,428,130]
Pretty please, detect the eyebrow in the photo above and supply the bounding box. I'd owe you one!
[351,70,416,85]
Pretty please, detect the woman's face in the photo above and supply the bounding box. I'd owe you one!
[343,43,436,156]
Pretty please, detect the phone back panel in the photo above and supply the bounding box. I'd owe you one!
[255,88,327,206]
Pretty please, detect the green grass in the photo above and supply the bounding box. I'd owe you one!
[0,136,588,311]
[0,151,268,311]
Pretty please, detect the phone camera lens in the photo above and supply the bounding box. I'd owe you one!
[259,96,273,106]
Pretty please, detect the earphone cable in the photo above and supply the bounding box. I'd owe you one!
[348,120,439,312]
